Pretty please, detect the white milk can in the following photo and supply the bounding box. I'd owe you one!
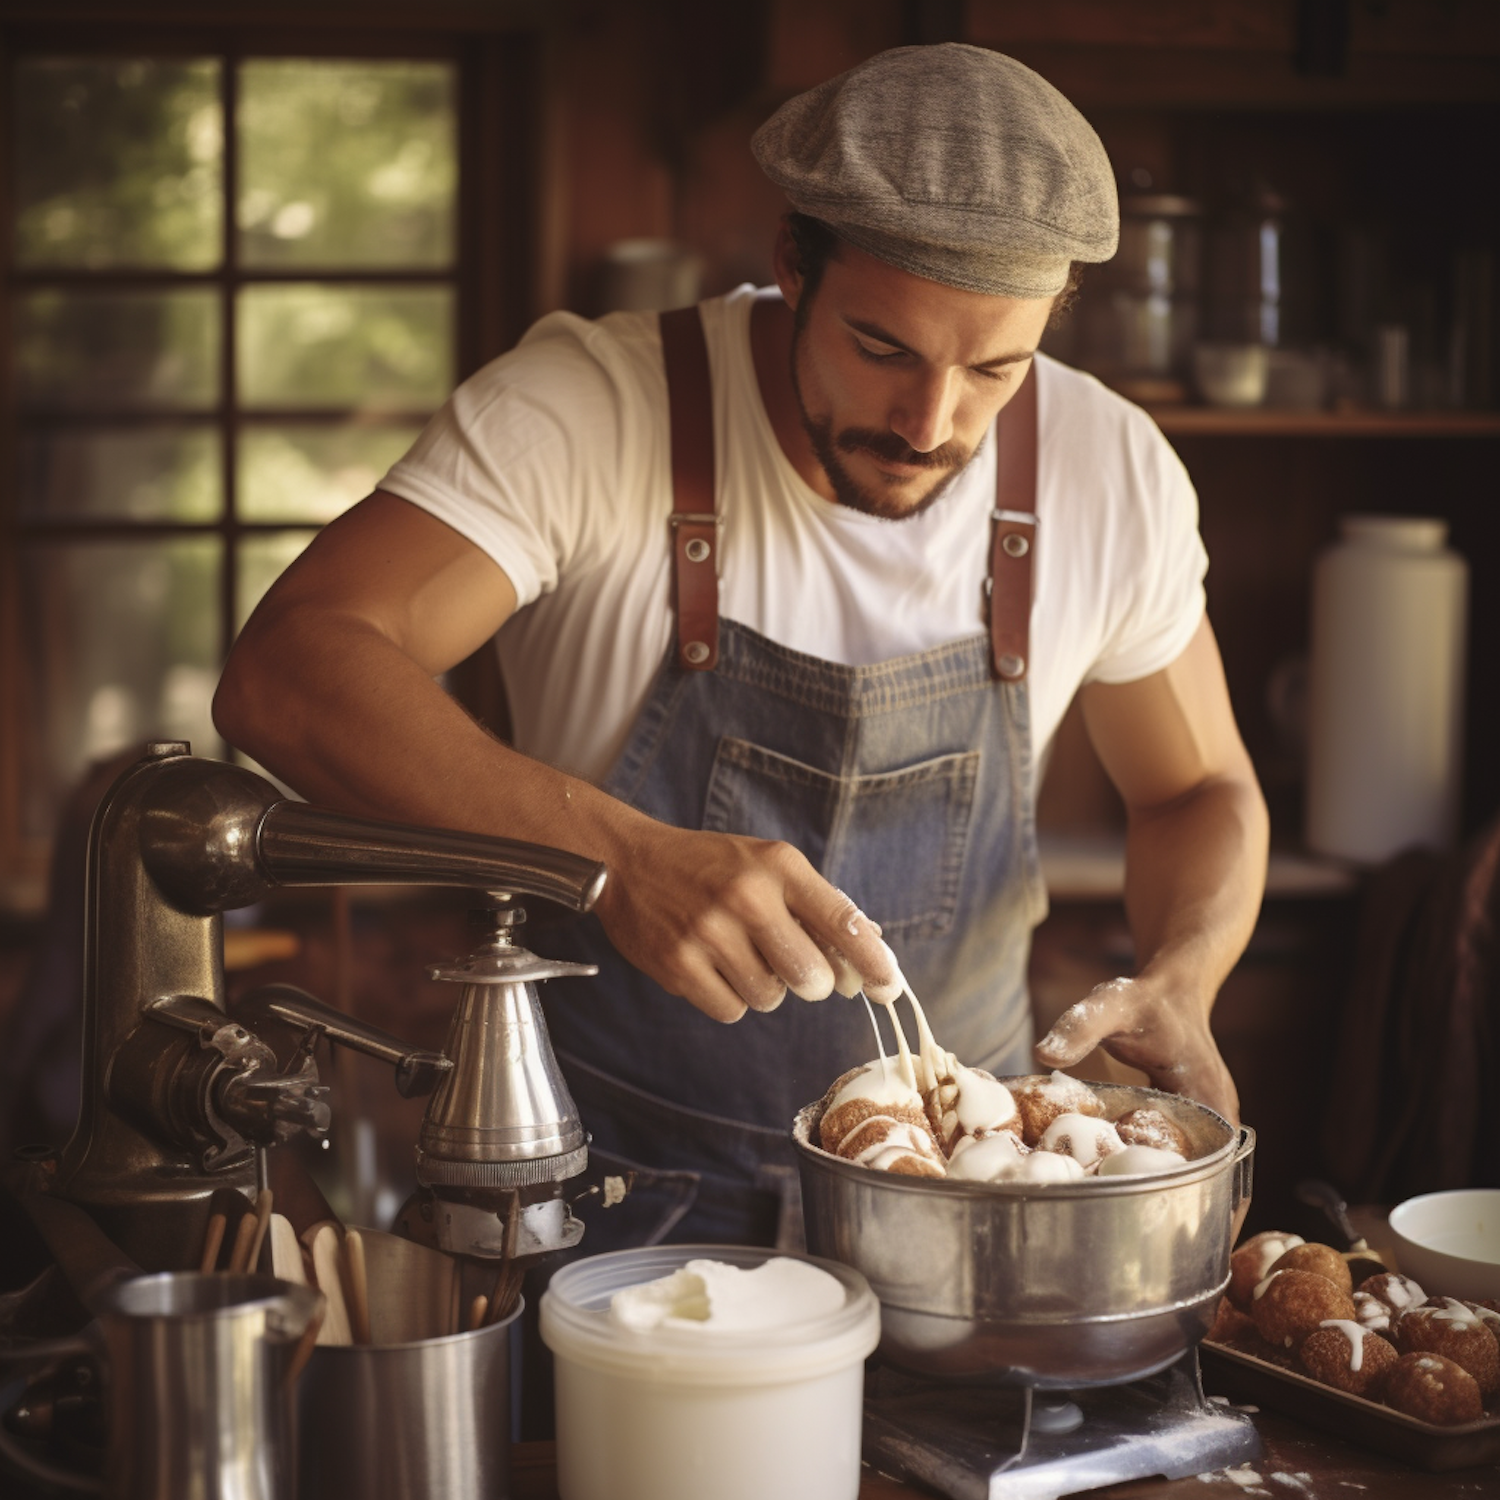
[1305,514,1468,862]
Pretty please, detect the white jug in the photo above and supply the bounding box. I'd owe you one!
[1305,515,1468,862]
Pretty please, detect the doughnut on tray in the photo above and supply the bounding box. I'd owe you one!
[1200,1339,1500,1472]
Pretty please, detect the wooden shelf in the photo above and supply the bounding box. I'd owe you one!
[1144,407,1500,438]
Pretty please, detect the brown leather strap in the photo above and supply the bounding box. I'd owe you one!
[661,306,1039,682]
[988,365,1040,681]
[659,306,720,671]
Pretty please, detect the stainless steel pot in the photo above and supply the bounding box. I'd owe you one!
[793,1081,1254,1389]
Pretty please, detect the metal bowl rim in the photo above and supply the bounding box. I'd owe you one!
[791,1079,1246,1200]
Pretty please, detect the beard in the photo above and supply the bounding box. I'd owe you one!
[789,322,980,521]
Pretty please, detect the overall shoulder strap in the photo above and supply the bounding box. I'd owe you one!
[988,364,1040,681]
[659,305,720,671]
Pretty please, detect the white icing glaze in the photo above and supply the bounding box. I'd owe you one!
[947,1131,1029,1182]
[830,1060,921,1114]
[1245,1235,1303,1281]
[1252,1270,1284,1302]
[1014,1150,1086,1183]
[1318,1318,1369,1372]
[858,1132,945,1174]
[1037,1112,1123,1168]
[951,1065,1018,1136]
[1095,1144,1187,1177]
[1431,1297,1482,1328]
[1378,1274,1424,1310]
[1353,1292,1390,1332]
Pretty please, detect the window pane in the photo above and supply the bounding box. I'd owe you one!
[16,289,220,411]
[238,60,455,270]
[239,423,420,523]
[20,424,220,522]
[238,284,451,409]
[13,57,222,270]
[238,531,317,633]
[17,538,224,839]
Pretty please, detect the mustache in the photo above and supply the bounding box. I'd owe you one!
[835,428,969,470]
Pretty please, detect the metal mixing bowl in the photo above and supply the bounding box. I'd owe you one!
[793,1081,1254,1389]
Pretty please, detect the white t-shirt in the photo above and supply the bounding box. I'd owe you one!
[381,284,1207,789]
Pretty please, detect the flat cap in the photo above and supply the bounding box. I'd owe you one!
[752,44,1119,299]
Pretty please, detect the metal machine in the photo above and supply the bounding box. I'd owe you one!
[32,740,606,1278]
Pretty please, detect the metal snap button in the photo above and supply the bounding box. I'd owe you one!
[683,641,711,665]
[1001,532,1029,559]
[684,538,711,563]
[997,653,1025,678]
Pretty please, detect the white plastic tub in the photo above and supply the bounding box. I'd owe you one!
[540,1244,880,1500]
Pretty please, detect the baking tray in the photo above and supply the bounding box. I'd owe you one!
[1201,1338,1500,1472]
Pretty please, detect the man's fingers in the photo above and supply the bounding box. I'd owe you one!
[787,879,901,999]
[1035,980,1135,1067]
[758,926,835,1001]
[814,938,865,998]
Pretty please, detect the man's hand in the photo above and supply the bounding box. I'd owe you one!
[1034,974,1240,1127]
[591,817,899,1022]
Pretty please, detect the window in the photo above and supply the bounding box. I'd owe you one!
[2,15,550,908]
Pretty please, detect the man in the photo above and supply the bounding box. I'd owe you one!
[215,45,1268,1245]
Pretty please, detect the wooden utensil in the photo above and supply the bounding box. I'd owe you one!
[344,1228,372,1345]
[226,1207,259,1274]
[199,1211,227,1273]
[268,1213,307,1285]
[285,1302,327,1387]
[304,1222,353,1345]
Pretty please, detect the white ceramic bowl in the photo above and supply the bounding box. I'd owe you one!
[1388,1189,1500,1301]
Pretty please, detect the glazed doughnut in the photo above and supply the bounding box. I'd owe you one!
[1250,1269,1357,1351]
[1208,1299,1258,1345]
[1268,1242,1354,1294]
[1096,1144,1186,1176]
[1352,1291,1392,1333]
[947,1129,1029,1183]
[1298,1321,1398,1399]
[1013,1149,1086,1183]
[817,1062,945,1177]
[1037,1112,1124,1171]
[1355,1272,1425,1316]
[1392,1299,1500,1396]
[1111,1106,1190,1158]
[1227,1231,1305,1310]
[1385,1352,1484,1425]
[925,1063,1019,1155]
[1010,1072,1105,1147]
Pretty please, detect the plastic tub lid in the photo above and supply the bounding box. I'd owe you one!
[539,1244,880,1386]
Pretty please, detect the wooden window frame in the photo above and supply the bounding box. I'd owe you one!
[0,4,559,912]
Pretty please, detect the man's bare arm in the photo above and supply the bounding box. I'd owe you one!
[1033,616,1270,1124]
[214,491,901,1018]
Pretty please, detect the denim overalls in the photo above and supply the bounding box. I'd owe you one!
[539,307,1048,1252]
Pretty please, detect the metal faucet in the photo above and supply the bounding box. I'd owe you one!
[46,742,606,1272]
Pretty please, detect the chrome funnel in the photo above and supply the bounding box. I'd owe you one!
[414,901,596,1258]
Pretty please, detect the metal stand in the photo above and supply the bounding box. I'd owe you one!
[862,1347,1260,1500]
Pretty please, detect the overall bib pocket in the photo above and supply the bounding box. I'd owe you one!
[701,736,980,939]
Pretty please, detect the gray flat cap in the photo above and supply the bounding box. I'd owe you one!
[752,44,1118,299]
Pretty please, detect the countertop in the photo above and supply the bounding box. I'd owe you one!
[509,1410,1500,1497]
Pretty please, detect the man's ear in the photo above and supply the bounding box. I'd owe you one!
[771,219,803,313]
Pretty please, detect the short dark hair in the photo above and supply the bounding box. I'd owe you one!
[786,209,1083,328]
[784,211,843,302]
